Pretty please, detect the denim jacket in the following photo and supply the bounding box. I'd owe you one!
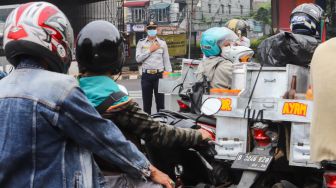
[0,58,150,188]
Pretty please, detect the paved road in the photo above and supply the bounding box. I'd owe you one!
[117,79,159,114]
[117,79,142,91]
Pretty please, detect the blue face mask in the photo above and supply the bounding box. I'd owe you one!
[147,29,157,37]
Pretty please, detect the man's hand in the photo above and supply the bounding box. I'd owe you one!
[198,129,213,141]
[149,165,175,188]
[149,42,160,53]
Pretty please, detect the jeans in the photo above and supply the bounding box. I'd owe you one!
[141,72,164,114]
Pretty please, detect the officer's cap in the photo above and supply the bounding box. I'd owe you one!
[146,21,158,30]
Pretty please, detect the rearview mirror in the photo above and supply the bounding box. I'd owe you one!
[201,98,221,116]
[118,84,129,95]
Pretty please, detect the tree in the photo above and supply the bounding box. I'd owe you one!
[326,0,336,38]
[253,7,271,26]
[251,4,272,35]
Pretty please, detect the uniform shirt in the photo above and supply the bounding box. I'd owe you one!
[136,37,172,72]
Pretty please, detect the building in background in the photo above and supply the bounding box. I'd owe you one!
[253,0,271,9]
[189,0,251,31]
[124,0,252,60]
[77,0,124,34]
[78,1,118,27]
[174,0,252,58]
[124,0,183,36]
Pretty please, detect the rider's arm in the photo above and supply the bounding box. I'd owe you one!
[104,102,203,148]
[57,87,151,178]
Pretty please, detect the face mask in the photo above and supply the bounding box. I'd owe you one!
[147,29,157,37]
[220,46,233,61]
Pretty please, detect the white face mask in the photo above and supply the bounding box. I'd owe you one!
[220,46,233,61]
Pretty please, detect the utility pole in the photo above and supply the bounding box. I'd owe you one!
[188,0,193,59]
[250,0,253,13]
[117,0,125,32]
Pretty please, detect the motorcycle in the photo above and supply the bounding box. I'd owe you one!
[231,119,292,188]
[148,98,233,187]
[175,45,255,114]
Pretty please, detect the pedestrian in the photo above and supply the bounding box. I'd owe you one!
[136,21,172,114]
[0,2,173,188]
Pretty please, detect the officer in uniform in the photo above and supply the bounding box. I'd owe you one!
[136,21,172,114]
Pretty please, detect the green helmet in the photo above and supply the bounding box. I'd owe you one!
[201,27,239,57]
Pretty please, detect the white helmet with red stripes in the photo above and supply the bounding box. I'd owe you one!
[3,2,74,73]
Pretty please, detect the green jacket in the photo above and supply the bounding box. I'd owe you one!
[79,76,202,148]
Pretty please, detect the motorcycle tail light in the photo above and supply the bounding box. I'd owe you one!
[324,172,336,188]
[253,128,270,147]
[177,100,190,111]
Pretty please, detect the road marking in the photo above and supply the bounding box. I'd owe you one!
[129,90,142,98]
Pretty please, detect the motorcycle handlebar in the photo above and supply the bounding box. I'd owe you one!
[207,140,223,147]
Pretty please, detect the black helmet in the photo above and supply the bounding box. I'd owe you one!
[290,3,324,36]
[225,19,249,37]
[76,20,125,74]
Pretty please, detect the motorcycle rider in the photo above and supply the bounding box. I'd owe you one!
[258,3,323,68]
[76,20,211,148]
[225,19,251,47]
[196,27,240,89]
[0,2,173,188]
[304,3,333,162]
[75,20,212,183]
[310,38,336,160]
[290,3,324,37]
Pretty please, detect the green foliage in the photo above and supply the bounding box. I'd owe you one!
[170,58,182,71]
[258,2,271,10]
[249,2,272,25]
[326,0,336,38]
[253,7,271,25]
[250,35,269,52]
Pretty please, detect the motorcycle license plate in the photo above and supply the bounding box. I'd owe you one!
[231,153,273,172]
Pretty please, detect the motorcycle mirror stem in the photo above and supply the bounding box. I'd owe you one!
[195,97,221,126]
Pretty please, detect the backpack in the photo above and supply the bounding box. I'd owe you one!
[258,32,319,67]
